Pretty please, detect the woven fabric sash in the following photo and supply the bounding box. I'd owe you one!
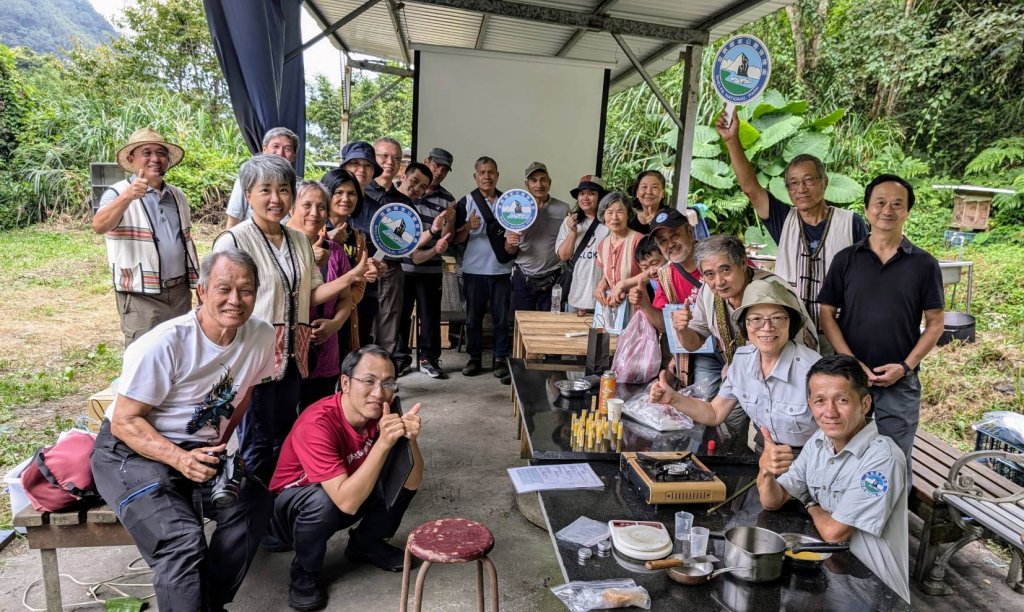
[714,267,773,364]
[795,206,835,329]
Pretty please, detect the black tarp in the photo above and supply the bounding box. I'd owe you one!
[203,0,306,171]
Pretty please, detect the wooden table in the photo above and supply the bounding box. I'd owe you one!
[512,311,617,371]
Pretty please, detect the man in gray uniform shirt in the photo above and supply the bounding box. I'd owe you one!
[505,162,570,314]
[757,354,910,603]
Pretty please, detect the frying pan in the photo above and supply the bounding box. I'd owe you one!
[666,561,747,585]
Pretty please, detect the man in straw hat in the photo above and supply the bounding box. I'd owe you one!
[93,127,199,346]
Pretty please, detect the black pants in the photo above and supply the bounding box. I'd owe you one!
[239,360,301,484]
[269,484,417,575]
[397,272,443,363]
[464,273,511,361]
[356,289,378,347]
[91,421,273,612]
[511,268,557,312]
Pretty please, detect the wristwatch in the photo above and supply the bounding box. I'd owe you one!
[804,499,820,510]
[900,361,912,377]
[429,227,441,239]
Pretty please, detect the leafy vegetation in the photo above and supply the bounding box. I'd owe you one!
[0,0,115,55]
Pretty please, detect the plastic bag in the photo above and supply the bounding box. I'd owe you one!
[973,411,1024,448]
[551,579,651,612]
[621,379,712,432]
[611,312,660,384]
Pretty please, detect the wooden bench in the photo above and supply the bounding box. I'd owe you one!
[13,504,135,612]
[911,430,1024,595]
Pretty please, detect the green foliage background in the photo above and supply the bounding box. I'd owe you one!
[0,0,115,55]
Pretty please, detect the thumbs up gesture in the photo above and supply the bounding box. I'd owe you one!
[758,426,795,477]
[649,370,677,406]
[468,210,481,230]
[312,232,328,266]
[628,275,649,306]
[671,296,694,331]
[402,403,422,441]
[378,402,407,448]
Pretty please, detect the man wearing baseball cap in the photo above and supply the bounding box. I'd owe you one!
[504,162,570,322]
[93,127,199,346]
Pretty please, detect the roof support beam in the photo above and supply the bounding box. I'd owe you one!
[608,0,776,88]
[385,0,412,64]
[671,45,704,210]
[349,59,415,77]
[555,0,620,58]
[611,33,685,133]
[294,0,378,57]
[405,0,708,45]
[475,14,489,50]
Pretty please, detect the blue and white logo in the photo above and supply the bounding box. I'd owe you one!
[495,189,538,232]
[712,35,771,104]
[655,211,669,223]
[860,470,889,497]
[370,203,422,258]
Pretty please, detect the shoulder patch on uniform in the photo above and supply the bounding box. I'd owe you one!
[860,470,889,497]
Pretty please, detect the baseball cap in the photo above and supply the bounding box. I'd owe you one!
[648,208,691,236]
[427,147,454,169]
[524,161,548,179]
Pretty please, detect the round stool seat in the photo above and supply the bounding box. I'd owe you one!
[407,518,494,563]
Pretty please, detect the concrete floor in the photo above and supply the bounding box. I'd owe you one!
[1,349,1022,611]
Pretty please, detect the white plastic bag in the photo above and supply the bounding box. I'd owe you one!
[611,312,660,384]
[621,379,712,431]
[551,579,651,612]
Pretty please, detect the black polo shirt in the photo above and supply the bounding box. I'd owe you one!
[817,236,943,369]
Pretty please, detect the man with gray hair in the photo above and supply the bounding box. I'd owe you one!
[225,127,301,228]
[91,249,278,611]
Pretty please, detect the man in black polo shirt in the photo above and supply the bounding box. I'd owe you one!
[367,137,408,371]
[818,174,944,467]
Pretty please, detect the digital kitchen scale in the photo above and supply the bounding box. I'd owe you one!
[608,520,673,561]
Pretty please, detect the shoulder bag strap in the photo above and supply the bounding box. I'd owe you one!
[672,262,703,289]
[568,218,600,267]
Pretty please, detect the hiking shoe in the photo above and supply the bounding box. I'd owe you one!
[500,374,512,386]
[493,359,510,378]
[288,560,325,611]
[419,359,447,379]
[345,537,406,572]
[462,360,482,376]
[395,357,413,377]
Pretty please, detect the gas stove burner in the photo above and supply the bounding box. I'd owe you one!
[637,452,713,482]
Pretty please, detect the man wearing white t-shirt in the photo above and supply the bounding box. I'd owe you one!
[91,249,278,612]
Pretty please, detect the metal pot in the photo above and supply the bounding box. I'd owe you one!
[715,526,849,583]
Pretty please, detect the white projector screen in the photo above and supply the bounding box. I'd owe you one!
[412,45,609,204]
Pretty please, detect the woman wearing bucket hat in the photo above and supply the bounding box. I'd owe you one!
[212,154,371,484]
[555,175,610,313]
[650,279,823,468]
[93,127,199,346]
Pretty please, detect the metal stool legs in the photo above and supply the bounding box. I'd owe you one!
[400,548,499,611]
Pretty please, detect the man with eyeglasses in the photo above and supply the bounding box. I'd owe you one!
[716,108,867,353]
[818,175,944,472]
[267,345,424,611]
[226,127,302,228]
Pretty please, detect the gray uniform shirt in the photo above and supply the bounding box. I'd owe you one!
[98,177,186,280]
[718,342,821,447]
[777,421,910,602]
[515,197,570,276]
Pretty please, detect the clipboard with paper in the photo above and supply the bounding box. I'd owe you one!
[662,304,715,354]
[592,299,629,335]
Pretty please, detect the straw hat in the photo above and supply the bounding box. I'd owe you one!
[116,128,185,173]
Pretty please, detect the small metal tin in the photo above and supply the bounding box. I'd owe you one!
[577,547,593,564]
[596,539,612,556]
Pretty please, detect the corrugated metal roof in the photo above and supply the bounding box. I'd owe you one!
[305,0,794,92]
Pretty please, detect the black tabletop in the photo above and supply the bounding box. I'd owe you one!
[511,359,708,461]
[539,461,913,612]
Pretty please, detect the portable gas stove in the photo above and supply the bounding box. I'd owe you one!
[619,451,727,505]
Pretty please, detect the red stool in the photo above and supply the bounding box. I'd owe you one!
[400,518,499,611]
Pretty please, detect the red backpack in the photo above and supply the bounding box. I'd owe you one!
[20,430,101,513]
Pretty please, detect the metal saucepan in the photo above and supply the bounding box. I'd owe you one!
[714,526,849,583]
[666,561,747,586]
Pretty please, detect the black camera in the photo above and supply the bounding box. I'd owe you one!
[209,452,245,508]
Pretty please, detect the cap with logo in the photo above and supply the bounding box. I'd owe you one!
[648,208,692,236]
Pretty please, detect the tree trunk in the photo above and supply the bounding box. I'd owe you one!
[808,0,830,71]
[786,5,806,83]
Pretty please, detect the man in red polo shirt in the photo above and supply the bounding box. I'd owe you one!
[267,345,424,611]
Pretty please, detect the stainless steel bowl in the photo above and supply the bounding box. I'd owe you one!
[555,379,592,398]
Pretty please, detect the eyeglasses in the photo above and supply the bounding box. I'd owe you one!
[350,376,399,392]
[785,177,821,190]
[376,154,402,163]
[745,314,790,329]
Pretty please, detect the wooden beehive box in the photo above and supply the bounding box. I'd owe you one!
[951,193,992,231]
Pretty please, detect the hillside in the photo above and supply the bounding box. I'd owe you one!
[0,0,116,55]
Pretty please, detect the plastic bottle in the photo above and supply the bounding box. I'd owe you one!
[550,283,562,313]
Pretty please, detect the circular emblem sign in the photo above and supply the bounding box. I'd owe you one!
[370,203,422,258]
[712,35,771,105]
[494,189,538,232]
[860,470,889,498]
